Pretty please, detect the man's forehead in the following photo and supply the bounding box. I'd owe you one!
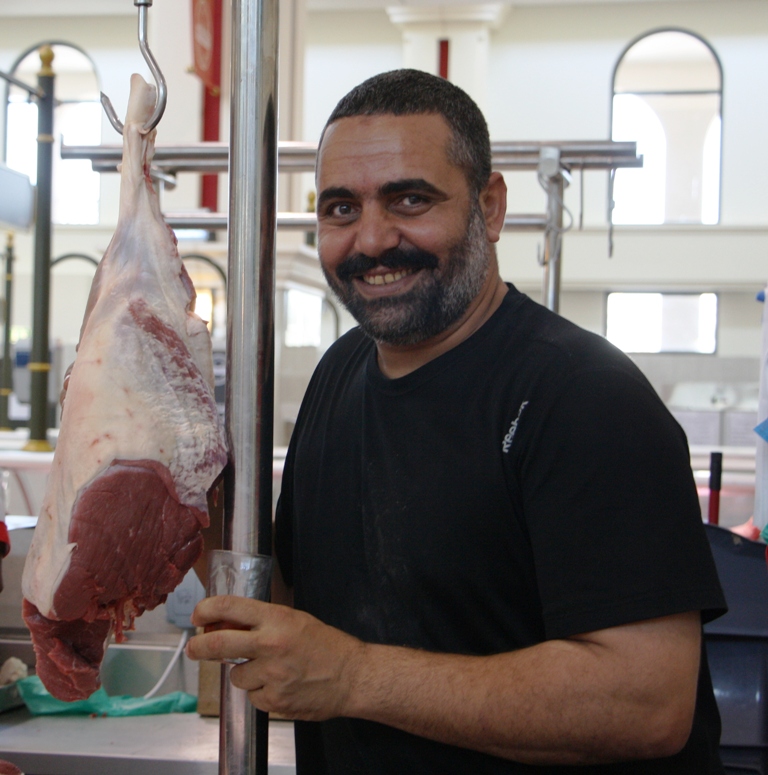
[317,113,456,185]
[323,111,450,136]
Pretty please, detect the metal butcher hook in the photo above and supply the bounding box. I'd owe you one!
[100,0,167,135]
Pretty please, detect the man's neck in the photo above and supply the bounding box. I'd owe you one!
[375,273,508,380]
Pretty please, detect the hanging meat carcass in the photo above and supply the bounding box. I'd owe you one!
[21,75,228,702]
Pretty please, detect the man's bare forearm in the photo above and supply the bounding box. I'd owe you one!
[341,612,701,765]
[187,599,701,766]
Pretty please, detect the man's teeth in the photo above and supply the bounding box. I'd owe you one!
[362,269,412,286]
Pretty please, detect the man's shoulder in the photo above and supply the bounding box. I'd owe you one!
[318,326,371,366]
[304,326,372,399]
[496,287,638,379]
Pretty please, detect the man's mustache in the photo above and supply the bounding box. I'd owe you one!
[335,248,439,283]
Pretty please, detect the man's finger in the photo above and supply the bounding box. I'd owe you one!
[190,595,268,628]
[186,626,261,662]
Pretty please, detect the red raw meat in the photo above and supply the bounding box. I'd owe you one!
[21,75,227,701]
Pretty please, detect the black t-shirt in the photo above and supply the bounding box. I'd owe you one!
[275,285,726,774]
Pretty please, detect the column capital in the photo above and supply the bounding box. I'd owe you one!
[386,3,507,29]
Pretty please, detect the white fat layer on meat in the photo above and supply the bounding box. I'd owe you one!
[22,75,227,618]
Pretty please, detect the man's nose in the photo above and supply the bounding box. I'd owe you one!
[353,207,400,258]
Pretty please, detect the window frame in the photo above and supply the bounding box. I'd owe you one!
[608,27,724,227]
[2,40,102,225]
[603,290,719,355]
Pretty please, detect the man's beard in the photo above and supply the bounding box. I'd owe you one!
[321,204,492,346]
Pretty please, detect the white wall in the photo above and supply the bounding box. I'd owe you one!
[488,1,768,228]
[303,10,402,143]
[1,0,766,368]
[302,1,767,367]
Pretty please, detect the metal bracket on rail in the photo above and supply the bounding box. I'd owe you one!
[100,0,168,135]
[536,146,573,314]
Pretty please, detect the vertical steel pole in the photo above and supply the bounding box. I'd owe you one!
[541,173,564,314]
[25,45,55,452]
[222,0,278,771]
[537,147,568,315]
[0,233,14,430]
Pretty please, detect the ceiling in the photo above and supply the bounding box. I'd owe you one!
[309,0,720,7]
[0,0,132,16]
[0,0,724,17]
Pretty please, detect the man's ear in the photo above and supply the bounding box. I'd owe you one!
[480,172,507,244]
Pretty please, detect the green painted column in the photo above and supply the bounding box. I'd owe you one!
[0,232,14,430]
[24,45,55,452]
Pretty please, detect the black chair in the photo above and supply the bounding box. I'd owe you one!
[705,525,768,774]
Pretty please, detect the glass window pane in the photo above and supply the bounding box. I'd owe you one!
[701,116,721,224]
[606,292,662,352]
[285,290,322,348]
[612,95,666,225]
[6,99,38,183]
[642,92,720,223]
[606,292,717,354]
[5,44,101,225]
[53,101,101,225]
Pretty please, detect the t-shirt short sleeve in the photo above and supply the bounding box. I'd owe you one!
[274,450,295,590]
[517,366,725,640]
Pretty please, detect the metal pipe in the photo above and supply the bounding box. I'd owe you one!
[166,212,314,231]
[222,0,279,771]
[91,161,178,189]
[24,46,55,453]
[492,140,639,156]
[541,174,565,313]
[0,70,43,98]
[163,211,549,232]
[61,139,640,159]
[504,214,548,231]
[0,233,14,430]
[538,147,569,314]
[61,139,641,173]
[708,451,722,526]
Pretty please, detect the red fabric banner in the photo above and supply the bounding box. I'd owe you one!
[438,39,449,80]
[192,0,221,92]
[192,0,222,212]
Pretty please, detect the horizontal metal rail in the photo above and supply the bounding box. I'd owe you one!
[62,139,640,173]
[165,211,548,232]
[92,161,178,190]
[0,69,43,97]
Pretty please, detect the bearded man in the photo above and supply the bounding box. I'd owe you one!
[188,69,726,774]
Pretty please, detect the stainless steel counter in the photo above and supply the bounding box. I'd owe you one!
[0,708,295,775]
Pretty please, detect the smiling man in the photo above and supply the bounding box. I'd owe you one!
[187,70,726,774]
[315,111,505,369]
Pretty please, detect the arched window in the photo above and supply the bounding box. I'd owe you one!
[611,29,722,225]
[3,43,101,225]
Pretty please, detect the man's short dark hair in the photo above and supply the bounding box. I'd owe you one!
[319,69,492,196]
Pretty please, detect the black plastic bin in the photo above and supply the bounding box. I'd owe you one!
[704,524,768,773]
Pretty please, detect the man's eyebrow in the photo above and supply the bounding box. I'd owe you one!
[317,186,356,210]
[379,178,444,197]
[316,179,445,211]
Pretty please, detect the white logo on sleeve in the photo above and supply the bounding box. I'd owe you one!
[502,401,529,453]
